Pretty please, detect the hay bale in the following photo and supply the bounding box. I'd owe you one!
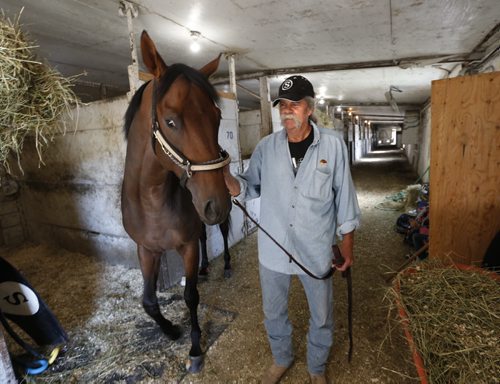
[0,10,79,171]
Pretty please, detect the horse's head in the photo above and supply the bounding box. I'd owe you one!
[140,31,231,225]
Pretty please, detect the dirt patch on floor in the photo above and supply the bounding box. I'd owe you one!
[2,149,421,383]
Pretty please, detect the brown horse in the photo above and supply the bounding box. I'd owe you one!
[121,31,231,373]
[199,219,232,278]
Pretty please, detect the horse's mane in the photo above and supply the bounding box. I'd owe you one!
[124,81,148,138]
[123,63,219,139]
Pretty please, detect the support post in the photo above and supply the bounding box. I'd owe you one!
[259,76,273,138]
[119,1,140,98]
[226,54,237,96]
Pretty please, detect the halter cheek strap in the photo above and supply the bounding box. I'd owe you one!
[150,79,231,188]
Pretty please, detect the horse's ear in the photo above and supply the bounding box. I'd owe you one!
[199,53,222,77]
[140,30,168,78]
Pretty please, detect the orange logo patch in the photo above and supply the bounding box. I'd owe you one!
[319,159,328,165]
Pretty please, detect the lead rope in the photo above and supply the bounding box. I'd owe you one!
[232,199,333,280]
[232,198,353,361]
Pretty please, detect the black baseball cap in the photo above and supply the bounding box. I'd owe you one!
[272,75,315,107]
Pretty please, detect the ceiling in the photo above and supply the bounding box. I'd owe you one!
[1,0,499,124]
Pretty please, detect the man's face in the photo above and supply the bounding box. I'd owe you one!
[279,99,312,132]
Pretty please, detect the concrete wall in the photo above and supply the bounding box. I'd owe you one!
[11,94,249,276]
[15,96,136,264]
[0,197,24,247]
[239,110,262,158]
[376,126,396,145]
[271,107,282,133]
[353,124,365,162]
[238,106,282,158]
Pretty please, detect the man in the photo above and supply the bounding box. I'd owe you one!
[223,75,360,384]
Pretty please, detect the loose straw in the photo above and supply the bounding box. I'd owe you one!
[0,9,79,172]
[389,261,499,384]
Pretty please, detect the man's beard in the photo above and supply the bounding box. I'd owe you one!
[280,114,302,129]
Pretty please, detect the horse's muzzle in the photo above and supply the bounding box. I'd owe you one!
[202,198,229,225]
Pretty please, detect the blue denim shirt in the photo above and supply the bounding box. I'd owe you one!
[236,122,361,276]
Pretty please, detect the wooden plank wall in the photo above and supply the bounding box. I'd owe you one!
[430,72,500,265]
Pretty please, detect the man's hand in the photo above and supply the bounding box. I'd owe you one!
[336,231,354,272]
[223,164,241,197]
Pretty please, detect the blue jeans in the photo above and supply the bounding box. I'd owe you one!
[259,263,334,374]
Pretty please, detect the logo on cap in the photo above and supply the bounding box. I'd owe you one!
[281,79,293,91]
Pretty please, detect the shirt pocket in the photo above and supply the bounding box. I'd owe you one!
[301,168,333,201]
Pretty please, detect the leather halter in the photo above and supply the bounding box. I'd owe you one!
[150,78,230,188]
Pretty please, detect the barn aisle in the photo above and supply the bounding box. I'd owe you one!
[1,148,422,384]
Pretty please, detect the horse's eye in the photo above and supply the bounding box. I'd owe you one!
[165,119,176,128]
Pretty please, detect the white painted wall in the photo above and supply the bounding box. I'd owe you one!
[16,96,135,263]
[416,105,431,183]
[13,94,246,274]
[272,107,282,133]
[239,110,262,158]
[354,124,364,162]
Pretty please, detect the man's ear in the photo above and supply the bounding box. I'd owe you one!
[308,106,315,117]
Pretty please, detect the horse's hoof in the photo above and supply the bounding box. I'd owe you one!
[224,269,232,279]
[199,267,209,276]
[186,354,204,373]
[162,324,182,340]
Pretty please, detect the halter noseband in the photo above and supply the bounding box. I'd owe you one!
[150,78,231,188]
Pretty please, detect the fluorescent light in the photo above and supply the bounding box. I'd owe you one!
[190,31,201,53]
[190,41,200,53]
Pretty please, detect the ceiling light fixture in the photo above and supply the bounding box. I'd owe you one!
[318,98,325,105]
[336,106,342,112]
[190,31,201,53]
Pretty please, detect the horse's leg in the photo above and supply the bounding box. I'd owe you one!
[179,240,204,373]
[220,218,232,278]
[137,245,181,339]
[199,222,209,276]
